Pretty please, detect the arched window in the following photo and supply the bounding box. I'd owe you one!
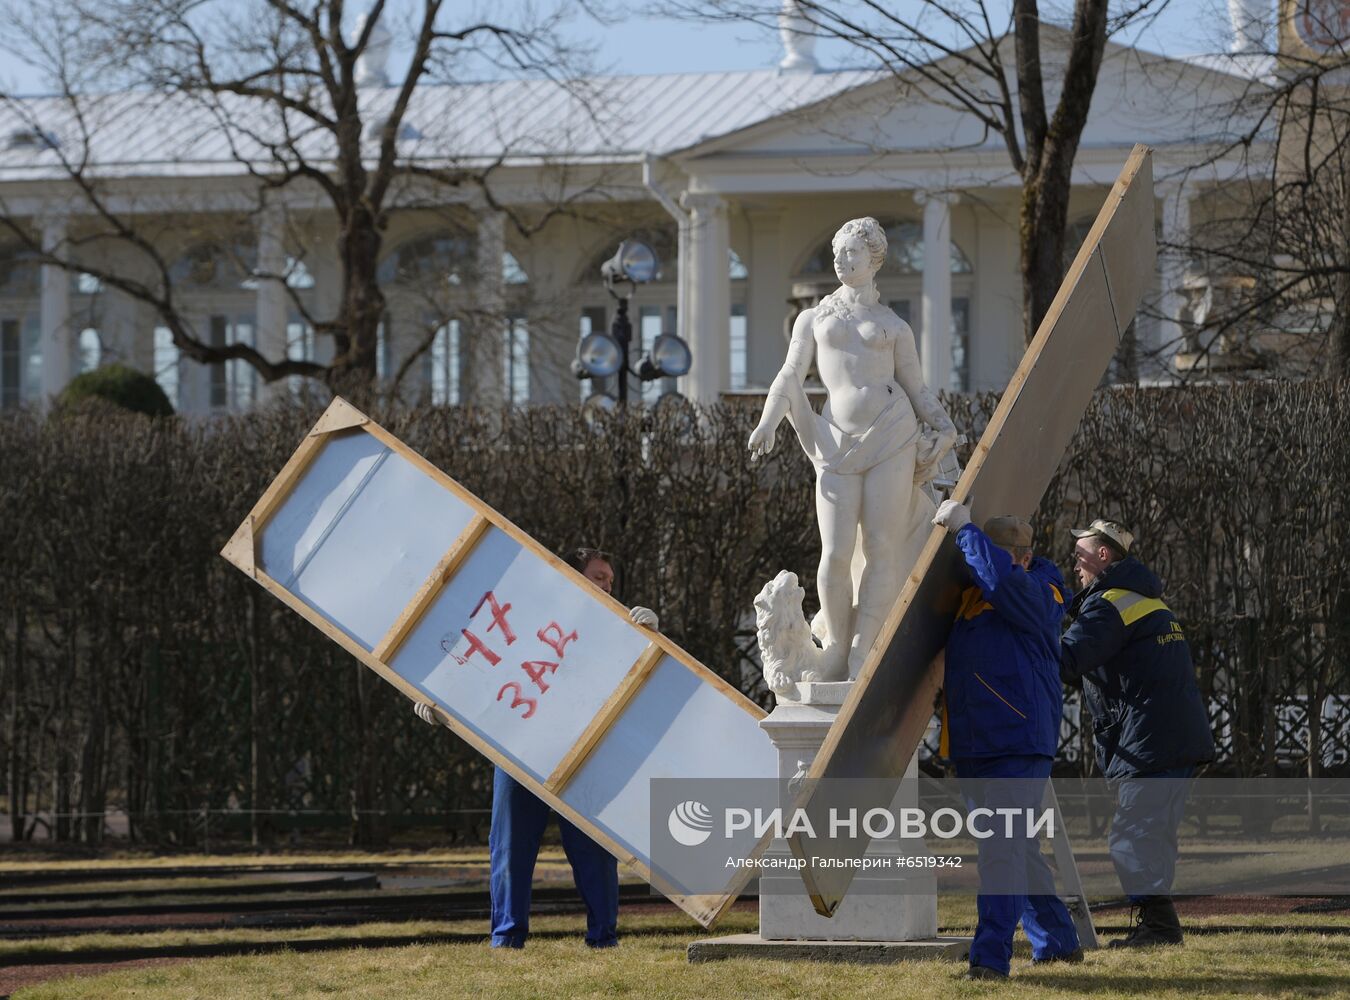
[381,231,537,404]
[378,231,477,288]
[797,219,973,277]
[170,237,258,289]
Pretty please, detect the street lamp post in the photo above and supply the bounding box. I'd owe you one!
[572,238,692,409]
[610,289,635,406]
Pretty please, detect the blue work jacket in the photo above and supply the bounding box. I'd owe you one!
[1060,557,1215,779]
[942,523,1066,761]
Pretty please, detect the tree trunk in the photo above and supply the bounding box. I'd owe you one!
[7,603,28,842]
[1019,170,1072,344]
[248,590,271,847]
[1015,0,1109,344]
[78,703,107,845]
[330,141,384,396]
[1332,155,1350,377]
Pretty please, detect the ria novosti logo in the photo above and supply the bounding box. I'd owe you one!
[667,800,715,846]
[664,801,1057,846]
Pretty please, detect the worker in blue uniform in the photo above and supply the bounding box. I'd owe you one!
[415,546,658,949]
[933,500,1082,979]
[1061,519,1214,948]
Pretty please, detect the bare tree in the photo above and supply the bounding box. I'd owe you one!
[0,0,606,398]
[1160,35,1350,380]
[662,0,1167,344]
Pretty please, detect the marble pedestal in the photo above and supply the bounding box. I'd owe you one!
[688,682,969,964]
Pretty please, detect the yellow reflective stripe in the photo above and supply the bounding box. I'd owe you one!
[957,587,992,621]
[1102,587,1170,626]
[1049,583,1064,604]
[940,698,950,758]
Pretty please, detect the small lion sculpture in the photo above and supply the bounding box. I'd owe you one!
[753,569,849,700]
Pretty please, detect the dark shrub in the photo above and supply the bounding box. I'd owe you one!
[59,363,174,417]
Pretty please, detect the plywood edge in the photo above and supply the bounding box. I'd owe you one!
[219,516,256,578]
[248,407,354,535]
[309,396,370,436]
[544,641,665,793]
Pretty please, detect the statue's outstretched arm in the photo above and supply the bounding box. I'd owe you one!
[749,308,816,458]
[893,318,955,435]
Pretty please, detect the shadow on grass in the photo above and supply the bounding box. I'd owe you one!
[1025,969,1346,995]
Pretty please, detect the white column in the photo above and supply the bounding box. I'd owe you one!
[746,208,787,389]
[256,202,289,404]
[917,191,957,393]
[39,215,72,401]
[1158,184,1192,363]
[679,191,730,404]
[473,209,506,407]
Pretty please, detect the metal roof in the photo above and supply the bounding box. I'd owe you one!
[0,68,882,182]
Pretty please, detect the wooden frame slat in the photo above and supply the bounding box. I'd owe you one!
[545,641,666,792]
[370,515,490,663]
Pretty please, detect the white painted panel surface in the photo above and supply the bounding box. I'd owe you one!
[392,527,651,783]
[562,655,779,862]
[258,431,475,649]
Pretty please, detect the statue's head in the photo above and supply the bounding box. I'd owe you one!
[831,217,887,287]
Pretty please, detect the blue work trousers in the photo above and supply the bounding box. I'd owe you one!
[488,766,619,948]
[1109,765,1195,902]
[955,755,1080,975]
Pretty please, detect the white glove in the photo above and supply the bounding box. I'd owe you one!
[413,701,439,726]
[629,606,659,630]
[932,499,971,534]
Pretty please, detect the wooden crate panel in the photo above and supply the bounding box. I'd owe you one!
[389,526,652,784]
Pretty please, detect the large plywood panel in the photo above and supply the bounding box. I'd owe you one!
[224,403,773,929]
[786,146,1157,915]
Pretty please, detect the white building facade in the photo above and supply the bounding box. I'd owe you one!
[0,30,1273,415]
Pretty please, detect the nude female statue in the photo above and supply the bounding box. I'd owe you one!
[749,217,957,682]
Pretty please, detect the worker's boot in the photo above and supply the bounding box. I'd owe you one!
[1109,896,1183,948]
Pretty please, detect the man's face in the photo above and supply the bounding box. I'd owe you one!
[582,558,614,595]
[1072,538,1112,587]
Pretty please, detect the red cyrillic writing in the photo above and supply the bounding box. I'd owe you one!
[450,628,501,667]
[536,622,579,658]
[473,591,518,645]
[441,590,581,722]
[520,660,559,693]
[496,681,537,719]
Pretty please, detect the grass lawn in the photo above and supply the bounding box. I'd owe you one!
[10,907,1350,1000]
[0,848,497,873]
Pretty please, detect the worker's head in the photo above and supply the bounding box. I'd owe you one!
[1069,518,1133,587]
[984,515,1034,569]
[567,546,614,595]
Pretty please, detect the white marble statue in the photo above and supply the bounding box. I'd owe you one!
[749,217,957,690]
[754,569,830,699]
